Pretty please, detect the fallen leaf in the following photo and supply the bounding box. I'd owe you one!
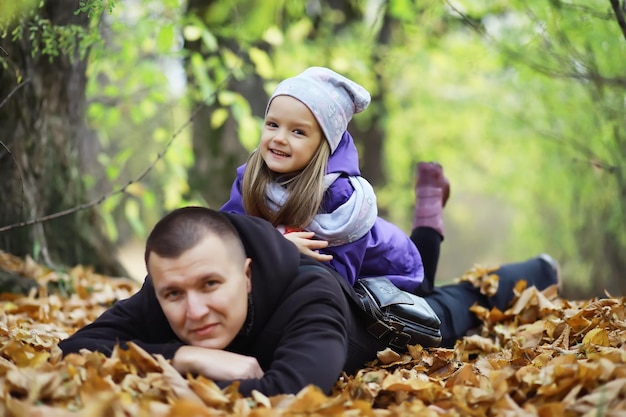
[582,328,610,347]
[1,251,625,416]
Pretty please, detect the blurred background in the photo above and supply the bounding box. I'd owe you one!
[1,0,624,298]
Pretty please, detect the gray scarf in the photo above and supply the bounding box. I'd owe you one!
[267,174,378,247]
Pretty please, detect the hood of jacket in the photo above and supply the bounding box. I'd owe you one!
[326,131,361,176]
[221,212,301,341]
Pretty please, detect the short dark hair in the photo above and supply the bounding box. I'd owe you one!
[144,206,246,269]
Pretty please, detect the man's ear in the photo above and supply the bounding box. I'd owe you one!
[244,258,252,292]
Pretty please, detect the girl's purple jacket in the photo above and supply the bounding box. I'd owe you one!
[221,131,424,292]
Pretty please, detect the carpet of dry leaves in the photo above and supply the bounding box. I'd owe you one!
[0,251,625,417]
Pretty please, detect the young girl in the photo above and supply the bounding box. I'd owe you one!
[220,66,426,292]
[220,66,562,346]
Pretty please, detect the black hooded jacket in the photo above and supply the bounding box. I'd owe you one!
[58,213,381,396]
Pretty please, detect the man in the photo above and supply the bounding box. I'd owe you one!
[59,206,559,396]
[59,206,385,396]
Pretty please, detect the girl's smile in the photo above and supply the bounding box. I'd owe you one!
[269,148,290,158]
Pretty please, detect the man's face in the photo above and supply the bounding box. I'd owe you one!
[148,234,252,350]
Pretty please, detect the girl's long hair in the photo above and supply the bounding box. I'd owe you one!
[242,141,330,229]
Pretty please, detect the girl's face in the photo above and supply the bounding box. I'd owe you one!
[260,95,324,174]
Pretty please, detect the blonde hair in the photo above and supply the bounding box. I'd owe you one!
[242,141,331,229]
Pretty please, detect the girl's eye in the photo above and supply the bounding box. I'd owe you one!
[293,129,305,136]
[267,121,278,128]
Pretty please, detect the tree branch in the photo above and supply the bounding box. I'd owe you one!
[609,0,626,42]
[0,71,233,234]
[445,1,626,86]
[0,79,30,110]
[571,157,621,173]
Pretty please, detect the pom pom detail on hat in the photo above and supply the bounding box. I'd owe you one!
[267,67,371,154]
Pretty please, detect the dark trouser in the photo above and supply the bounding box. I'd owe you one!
[411,227,442,296]
[410,227,558,348]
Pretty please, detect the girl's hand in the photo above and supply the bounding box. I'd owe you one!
[284,231,333,262]
[172,346,264,381]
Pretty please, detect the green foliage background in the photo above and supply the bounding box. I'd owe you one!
[3,0,624,296]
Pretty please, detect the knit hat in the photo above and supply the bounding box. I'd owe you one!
[267,67,371,154]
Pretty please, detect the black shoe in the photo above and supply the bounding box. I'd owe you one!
[538,253,562,292]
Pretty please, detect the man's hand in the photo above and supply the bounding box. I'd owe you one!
[172,346,264,381]
[283,231,333,262]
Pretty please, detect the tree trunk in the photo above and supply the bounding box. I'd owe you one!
[0,0,128,277]
[184,0,266,209]
[317,0,389,214]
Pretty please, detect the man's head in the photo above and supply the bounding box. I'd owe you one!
[145,207,252,349]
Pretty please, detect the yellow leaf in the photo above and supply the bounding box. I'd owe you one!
[376,348,401,365]
[582,327,610,346]
[189,375,230,408]
[2,301,18,312]
[124,182,145,197]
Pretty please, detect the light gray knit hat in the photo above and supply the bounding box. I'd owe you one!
[267,67,371,154]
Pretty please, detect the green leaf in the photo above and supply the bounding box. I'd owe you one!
[285,18,312,42]
[125,199,146,237]
[201,30,218,52]
[101,210,119,242]
[105,164,120,181]
[249,47,273,78]
[191,53,215,103]
[238,114,261,151]
[262,26,283,46]
[211,108,229,129]
[156,24,175,53]
[183,24,202,42]
[218,90,237,106]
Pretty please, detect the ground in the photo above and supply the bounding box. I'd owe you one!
[0,251,625,416]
